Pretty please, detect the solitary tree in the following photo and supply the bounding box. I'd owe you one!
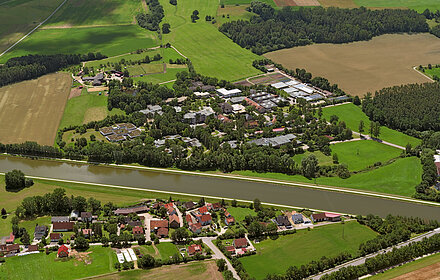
[301,154,319,179]
[5,169,26,190]
[216,259,227,272]
[75,236,89,250]
[21,230,30,245]
[359,120,364,135]
[162,23,171,34]
[253,198,262,211]
[171,227,189,243]
[332,153,339,164]
[1,208,6,216]
[138,254,156,268]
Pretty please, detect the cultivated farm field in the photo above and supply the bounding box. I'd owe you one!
[159,0,262,81]
[0,0,63,53]
[241,221,377,279]
[45,0,143,27]
[354,0,440,12]
[0,25,157,63]
[265,34,440,97]
[0,73,71,146]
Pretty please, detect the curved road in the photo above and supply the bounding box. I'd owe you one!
[0,155,439,220]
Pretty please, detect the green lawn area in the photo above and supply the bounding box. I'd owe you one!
[227,206,257,222]
[46,0,143,27]
[322,103,421,147]
[423,66,440,79]
[0,0,63,53]
[0,246,116,279]
[159,0,262,81]
[132,67,187,84]
[331,140,402,171]
[156,242,181,261]
[62,129,107,146]
[368,252,440,280]
[241,221,377,279]
[58,93,125,129]
[127,63,164,76]
[234,156,421,197]
[354,0,440,12]
[19,216,51,242]
[0,25,158,63]
[0,215,12,237]
[293,151,332,165]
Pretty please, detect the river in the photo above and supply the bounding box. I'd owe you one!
[0,155,439,220]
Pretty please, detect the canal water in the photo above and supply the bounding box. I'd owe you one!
[0,155,439,220]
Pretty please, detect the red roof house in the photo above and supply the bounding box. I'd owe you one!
[169,214,180,229]
[187,244,202,256]
[157,227,169,238]
[233,238,248,249]
[57,245,69,258]
[198,206,208,214]
[132,226,144,235]
[5,233,15,244]
[200,214,212,225]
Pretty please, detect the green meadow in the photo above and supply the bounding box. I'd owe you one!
[0,25,157,63]
[58,93,125,129]
[354,0,440,12]
[322,103,421,147]
[0,0,63,52]
[159,0,262,81]
[46,0,143,27]
[331,140,402,171]
[220,0,276,6]
[0,246,117,279]
[227,206,257,222]
[424,66,440,79]
[235,156,422,197]
[241,221,377,279]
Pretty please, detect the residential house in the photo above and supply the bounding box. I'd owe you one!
[57,245,69,258]
[198,206,208,214]
[80,212,93,222]
[50,233,62,242]
[187,244,202,256]
[82,229,92,238]
[225,216,235,226]
[34,225,47,240]
[220,102,233,114]
[169,214,180,229]
[216,88,242,98]
[132,226,144,235]
[164,203,176,215]
[185,214,193,224]
[0,243,19,255]
[291,213,304,224]
[27,245,39,252]
[311,213,341,223]
[225,245,235,255]
[233,238,248,249]
[189,222,202,234]
[53,222,75,232]
[183,201,196,210]
[208,202,222,212]
[150,220,168,236]
[200,214,212,226]
[156,227,169,238]
[275,215,292,228]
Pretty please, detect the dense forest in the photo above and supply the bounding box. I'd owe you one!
[136,0,164,32]
[0,53,106,87]
[362,83,440,132]
[219,3,429,54]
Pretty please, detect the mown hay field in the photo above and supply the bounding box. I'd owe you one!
[265,34,440,96]
[0,73,71,146]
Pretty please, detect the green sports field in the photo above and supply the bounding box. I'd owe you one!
[0,24,157,63]
[235,156,422,197]
[0,246,117,279]
[354,0,440,12]
[241,221,377,279]
[322,103,421,147]
[331,140,402,171]
[58,93,125,129]
[46,0,143,27]
[159,0,262,81]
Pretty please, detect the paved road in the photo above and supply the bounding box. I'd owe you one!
[201,237,241,280]
[309,228,440,279]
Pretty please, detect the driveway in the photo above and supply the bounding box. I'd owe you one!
[201,237,241,280]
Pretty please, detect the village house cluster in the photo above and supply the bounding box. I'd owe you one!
[99,123,142,142]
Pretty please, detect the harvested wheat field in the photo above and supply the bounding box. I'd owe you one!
[265,34,440,96]
[0,73,71,145]
[392,261,440,280]
[319,0,358,8]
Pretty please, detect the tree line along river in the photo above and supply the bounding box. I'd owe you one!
[0,155,439,221]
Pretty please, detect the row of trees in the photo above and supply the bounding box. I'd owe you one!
[136,0,164,32]
[0,53,105,87]
[219,4,428,54]
[362,83,440,132]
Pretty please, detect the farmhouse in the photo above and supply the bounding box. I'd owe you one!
[27,245,39,252]
[275,215,292,228]
[0,243,20,255]
[187,244,202,256]
[1,233,15,244]
[311,212,342,223]
[156,227,169,238]
[53,222,75,232]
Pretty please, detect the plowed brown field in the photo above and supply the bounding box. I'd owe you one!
[0,72,71,145]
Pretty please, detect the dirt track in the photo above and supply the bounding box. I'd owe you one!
[265,34,440,96]
[0,73,71,145]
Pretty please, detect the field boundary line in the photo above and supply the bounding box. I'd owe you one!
[0,0,69,57]
[1,154,439,207]
[0,172,352,215]
[413,66,435,82]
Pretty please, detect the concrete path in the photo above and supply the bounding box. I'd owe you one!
[201,237,241,280]
[174,206,184,227]
[309,228,440,279]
